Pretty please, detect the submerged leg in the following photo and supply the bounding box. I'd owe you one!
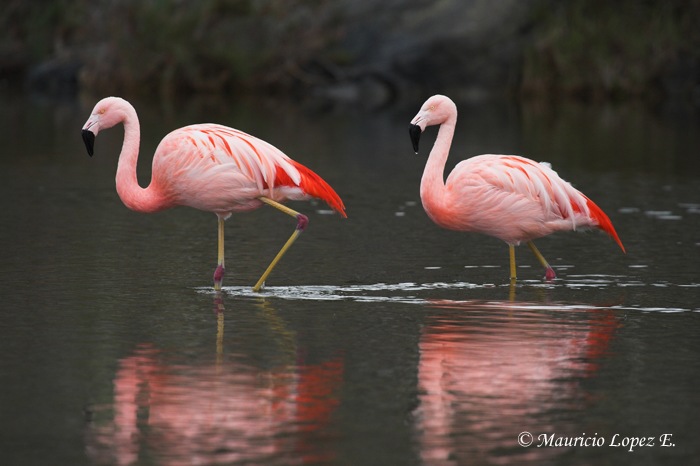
[213,217,225,291]
[526,241,556,280]
[509,244,517,281]
[253,197,309,292]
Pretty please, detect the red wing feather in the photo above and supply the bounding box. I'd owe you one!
[275,160,347,218]
[585,197,625,252]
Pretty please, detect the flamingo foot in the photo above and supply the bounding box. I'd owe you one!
[213,265,225,290]
[544,267,556,281]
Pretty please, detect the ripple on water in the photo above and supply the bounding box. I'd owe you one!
[195,276,700,313]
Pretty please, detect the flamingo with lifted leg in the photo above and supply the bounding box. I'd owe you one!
[81,97,346,291]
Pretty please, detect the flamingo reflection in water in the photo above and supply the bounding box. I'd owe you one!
[414,299,620,464]
[85,296,344,466]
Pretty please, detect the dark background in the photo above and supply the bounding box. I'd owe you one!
[3,0,700,108]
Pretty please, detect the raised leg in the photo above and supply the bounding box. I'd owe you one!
[526,241,556,280]
[213,216,225,290]
[509,244,517,281]
[253,197,309,292]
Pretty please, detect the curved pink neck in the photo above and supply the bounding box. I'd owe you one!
[115,107,167,213]
[420,114,456,219]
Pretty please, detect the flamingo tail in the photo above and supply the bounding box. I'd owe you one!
[586,198,625,253]
[276,161,347,218]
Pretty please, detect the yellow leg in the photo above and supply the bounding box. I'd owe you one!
[253,197,308,292]
[509,244,517,281]
[259,196,300,217]
[213,217,225,291]
[526,241,556,280]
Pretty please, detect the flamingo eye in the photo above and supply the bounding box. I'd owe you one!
[428,105,436,111]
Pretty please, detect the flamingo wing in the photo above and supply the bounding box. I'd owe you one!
[449,155,623,250]
[156,124,346,217]
[465,155,586,222]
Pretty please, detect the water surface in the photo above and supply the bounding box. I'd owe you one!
[0,93,699,465]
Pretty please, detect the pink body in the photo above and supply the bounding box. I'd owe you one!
[81,96,345,289]
[82,97,346,219]
[411,95,624,250]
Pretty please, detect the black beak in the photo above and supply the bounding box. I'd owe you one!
[409,124,422,153]
[82,129,95,157]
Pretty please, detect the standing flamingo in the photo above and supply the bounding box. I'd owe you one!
[408,95,624,281]
[81,97,346,291]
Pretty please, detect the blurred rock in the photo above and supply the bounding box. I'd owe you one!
[312,0,543,104]
[26,57,82,96]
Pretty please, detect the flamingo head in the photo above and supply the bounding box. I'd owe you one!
[409,94,457,154]
[81,97,131,156]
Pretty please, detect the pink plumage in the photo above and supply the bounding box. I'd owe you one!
[409,94,624,280]
[108,118,346,217]
[175,124,345,215]
[82,97,345,290]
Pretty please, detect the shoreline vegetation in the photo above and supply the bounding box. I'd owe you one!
[2,0,699,105]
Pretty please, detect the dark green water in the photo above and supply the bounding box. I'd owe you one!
[0,92,698,465]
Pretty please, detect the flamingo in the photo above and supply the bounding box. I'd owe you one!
[408,95,624,281]
[81,97,346,291]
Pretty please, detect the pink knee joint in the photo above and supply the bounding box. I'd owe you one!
[296,214,309,231]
